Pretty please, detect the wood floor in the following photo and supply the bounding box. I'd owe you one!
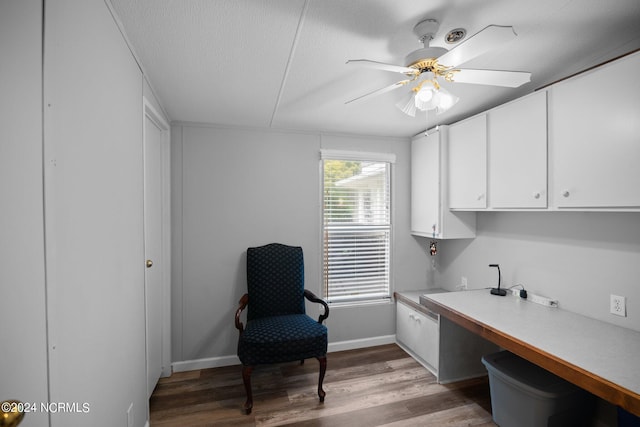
[150,344,497,426]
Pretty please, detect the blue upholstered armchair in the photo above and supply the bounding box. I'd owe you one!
[235,243,329,414]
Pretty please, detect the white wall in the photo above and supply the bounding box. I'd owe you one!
[436,211,640,331]
[0,2,49,426]
[171,123,429,364]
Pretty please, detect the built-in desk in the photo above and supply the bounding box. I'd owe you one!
[421,290,640,417]
[394,290,498,383]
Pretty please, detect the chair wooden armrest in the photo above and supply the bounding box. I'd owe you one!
[235,293,249,333]
[304,289,330,324]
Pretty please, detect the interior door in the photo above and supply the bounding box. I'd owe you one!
[144,110,164,397]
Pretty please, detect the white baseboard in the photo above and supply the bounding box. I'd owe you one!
[171,335,397,373]
[172,354,240,372]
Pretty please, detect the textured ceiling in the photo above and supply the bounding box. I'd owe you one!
[110,0,640,138]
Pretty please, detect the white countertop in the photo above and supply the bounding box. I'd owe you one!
[422,289,640,407]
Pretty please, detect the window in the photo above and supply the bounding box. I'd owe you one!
[321,150,394,305]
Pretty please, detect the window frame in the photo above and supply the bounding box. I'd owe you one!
[320,149,395,306]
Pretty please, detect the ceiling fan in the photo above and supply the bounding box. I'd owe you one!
[345,19,531,117]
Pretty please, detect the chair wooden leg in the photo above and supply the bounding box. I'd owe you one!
[317,356,327,402]
[242,365,253,414]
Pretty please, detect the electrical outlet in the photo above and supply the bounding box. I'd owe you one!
[610,294,627,317]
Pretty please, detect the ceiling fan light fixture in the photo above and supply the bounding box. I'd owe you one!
[412,81,459,113]
[415,87,434,102]
[414,85,438,111]
[434,87,459,114]
[395,92,417,117]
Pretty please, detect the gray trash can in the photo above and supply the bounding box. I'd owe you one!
[481,350,593,427]
[618,407,640,427]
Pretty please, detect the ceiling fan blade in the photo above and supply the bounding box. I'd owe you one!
[346,59,416,75]
[345,80,410,104]
[450,68,531,87]
[437,25,517,68]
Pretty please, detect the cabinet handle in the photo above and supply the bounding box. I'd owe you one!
[562,190,570,198]
[477,193,485,201]
[533,192,541,199]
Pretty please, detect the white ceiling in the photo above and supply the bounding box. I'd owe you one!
[110,0,640,138]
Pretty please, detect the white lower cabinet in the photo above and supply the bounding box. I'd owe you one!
[396,299,439,372]
[396,298,499,383]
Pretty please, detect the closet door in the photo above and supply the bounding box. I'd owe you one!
[44,0,147,424]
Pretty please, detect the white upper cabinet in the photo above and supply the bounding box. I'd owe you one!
[411,127,475,239]
[550,51,640,209]
[411,131,440,236]
[488,91,548,208]
[448,115,487,210]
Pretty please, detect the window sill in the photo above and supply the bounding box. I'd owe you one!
[326,298,392,309]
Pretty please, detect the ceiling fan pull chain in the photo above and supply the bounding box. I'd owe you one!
[424,108,430,135]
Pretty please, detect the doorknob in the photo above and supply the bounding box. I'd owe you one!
[146,259,153,268]
[0,400,25,426]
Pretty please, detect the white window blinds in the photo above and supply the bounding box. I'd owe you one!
[321,152,392,304]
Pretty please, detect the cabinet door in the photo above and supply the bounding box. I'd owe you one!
[411,129,476,238]
[396,301,415,350]
[412,309,439,371]
[449,115,487,209]
[489,91,547,208]
[551,52,640,208]
[396,302,439,371]
[411,133,440,237]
